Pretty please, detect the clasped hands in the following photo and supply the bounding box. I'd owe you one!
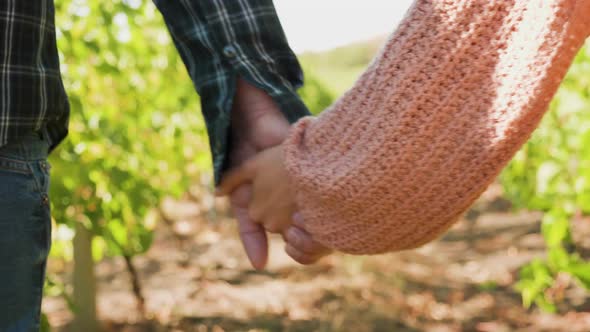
[218,79,331,270]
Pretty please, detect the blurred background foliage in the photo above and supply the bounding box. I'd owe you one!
[47,0,335,330]
[50,0,208,329]
[501,46,590,312]
[45,0,590,330]
[52,0,204,267]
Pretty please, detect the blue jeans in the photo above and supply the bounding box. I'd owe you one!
[0,133,51,332]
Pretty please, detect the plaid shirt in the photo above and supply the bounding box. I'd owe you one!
[1,0,309,183]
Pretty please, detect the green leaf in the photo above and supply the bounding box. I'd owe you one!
[547,246,570,271]
[517,260,554,309]
[541,210,571,247]
[567,261,590,289]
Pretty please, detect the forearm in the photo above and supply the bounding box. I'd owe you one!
[284,0,590,254]
[153,0,310,183]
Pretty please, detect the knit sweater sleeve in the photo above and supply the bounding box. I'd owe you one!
[283,0,590,254]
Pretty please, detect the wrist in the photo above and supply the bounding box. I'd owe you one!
[231,78,290,150]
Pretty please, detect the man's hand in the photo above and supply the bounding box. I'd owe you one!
[219,145,333,265]
[228,79,286,270]
[227,79,330,269]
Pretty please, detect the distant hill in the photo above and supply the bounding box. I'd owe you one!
[298,36,386,96]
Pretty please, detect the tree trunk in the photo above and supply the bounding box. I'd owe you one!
[72,222,99,332]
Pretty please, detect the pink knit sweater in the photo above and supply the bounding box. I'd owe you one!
[283,0,590,254]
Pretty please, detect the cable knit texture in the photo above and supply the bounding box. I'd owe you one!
[283,0,590,254]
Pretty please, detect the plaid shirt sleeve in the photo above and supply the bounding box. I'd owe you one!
[153,0,311,184]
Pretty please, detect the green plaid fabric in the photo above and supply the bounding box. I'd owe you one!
[0,0,69,151]
[154,0,311,184]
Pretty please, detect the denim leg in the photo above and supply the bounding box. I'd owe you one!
[0,136,51,332]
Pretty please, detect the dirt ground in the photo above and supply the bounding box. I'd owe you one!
[43,185,590,332]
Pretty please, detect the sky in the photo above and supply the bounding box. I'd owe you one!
[273,0,414,53]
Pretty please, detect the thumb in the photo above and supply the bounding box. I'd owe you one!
[216,159,257,196]
[230,185,269,270]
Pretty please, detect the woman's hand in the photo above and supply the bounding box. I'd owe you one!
[217,145,332,264]
[220,146,294,233]
[284,212,333,265]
